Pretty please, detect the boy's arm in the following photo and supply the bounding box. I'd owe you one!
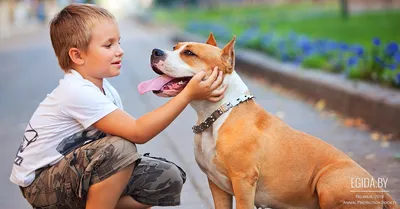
[93,68,225,144]
[93,91,189,144]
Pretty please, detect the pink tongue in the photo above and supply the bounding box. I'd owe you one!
[138,75,175,94]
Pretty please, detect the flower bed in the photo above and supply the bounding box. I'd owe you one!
[186,22,400,88]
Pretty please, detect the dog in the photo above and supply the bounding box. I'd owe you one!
[138,33,399,209]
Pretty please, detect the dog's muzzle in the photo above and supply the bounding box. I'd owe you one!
[151,48,166,75]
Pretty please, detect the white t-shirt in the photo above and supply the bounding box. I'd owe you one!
[10,70,123,187]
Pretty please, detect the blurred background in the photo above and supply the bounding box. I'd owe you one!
[0,0,147,39]
[0,0,399,208]
[151,0,400,88]
[1,0,400,87]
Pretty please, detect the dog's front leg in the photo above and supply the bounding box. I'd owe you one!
[208,179,233,209]
[231,175,257,209]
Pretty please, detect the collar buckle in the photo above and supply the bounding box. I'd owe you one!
[218,102,233,113]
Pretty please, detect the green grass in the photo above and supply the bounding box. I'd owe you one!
[153,4,400,46]
[280,11,400,46]
[154,4,310,27]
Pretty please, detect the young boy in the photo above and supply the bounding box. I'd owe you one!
[10,4,226,209]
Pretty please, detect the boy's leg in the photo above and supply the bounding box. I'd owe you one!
[20,137,185,209]
[121,155,186,207]
[21,136,140,209]
[86,163,134,209]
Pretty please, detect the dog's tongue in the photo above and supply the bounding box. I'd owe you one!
[138,75,175,94]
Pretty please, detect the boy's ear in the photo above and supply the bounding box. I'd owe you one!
[205,33,218,47]
[68,48,84,66]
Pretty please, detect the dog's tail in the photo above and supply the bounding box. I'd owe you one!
[382,192,399,209]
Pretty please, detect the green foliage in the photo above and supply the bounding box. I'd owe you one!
[301,54,328,70]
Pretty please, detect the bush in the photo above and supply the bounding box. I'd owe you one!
[302,54,328,70]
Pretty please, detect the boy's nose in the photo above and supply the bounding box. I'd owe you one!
[117,46,124,56]
[152,48,164,57]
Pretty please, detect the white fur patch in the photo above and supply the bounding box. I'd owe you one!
[163,44,197,77]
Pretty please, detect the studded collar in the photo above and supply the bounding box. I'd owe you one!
[192,94,254,134]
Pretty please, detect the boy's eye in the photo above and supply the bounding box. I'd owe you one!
[105,44,112,48]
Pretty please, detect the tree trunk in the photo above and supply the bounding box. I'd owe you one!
[198,0,215,9]
[340,0,349,20]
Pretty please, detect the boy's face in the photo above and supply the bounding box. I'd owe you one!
[81,20,124,79]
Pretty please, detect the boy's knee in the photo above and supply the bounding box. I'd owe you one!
[106,136,138,160]
[146,161,184,205]
[122,156,185,206]
[148,159,185,195]
[92,136,140,180]
[72,136,140,198]
[163,164,184,193]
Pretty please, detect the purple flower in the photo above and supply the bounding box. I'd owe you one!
[387,63,397,71]
[301,42,313,53]
[296,36,311,46]
[340,43,349,51]
[394,53,400,64]
[316,39,327,46]
[347,56,358,67]
[327,41,338,50]
[353,45,364,57]
[278,42,285,51]
[385,42,399,56]
[372,38,381,46]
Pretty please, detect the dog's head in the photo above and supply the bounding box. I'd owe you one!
[138,33,236,97]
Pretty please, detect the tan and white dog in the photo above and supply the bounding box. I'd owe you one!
[138,33,399,209]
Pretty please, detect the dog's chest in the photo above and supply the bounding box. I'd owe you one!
[194,115,233,194]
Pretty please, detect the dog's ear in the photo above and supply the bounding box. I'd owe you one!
[221,36,236,73]
[206,33,218,47]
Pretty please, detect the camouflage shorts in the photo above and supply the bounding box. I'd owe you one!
[20,136,186,209]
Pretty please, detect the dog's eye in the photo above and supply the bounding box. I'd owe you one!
[173,46,176,50]
[184,50,196,56]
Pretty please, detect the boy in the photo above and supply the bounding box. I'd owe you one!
[10,4,226,209]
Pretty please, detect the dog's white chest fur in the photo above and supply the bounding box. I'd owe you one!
[191,71,250,195]
[193,112,233,194]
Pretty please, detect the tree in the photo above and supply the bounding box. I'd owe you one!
[197,0,220,9]
[339,0,349,20]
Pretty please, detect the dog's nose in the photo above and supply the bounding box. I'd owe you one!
[152,48,164,57]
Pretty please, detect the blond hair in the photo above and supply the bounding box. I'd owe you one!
[49,4,115,72]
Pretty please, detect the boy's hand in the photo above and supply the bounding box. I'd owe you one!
[183,67,227,102]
